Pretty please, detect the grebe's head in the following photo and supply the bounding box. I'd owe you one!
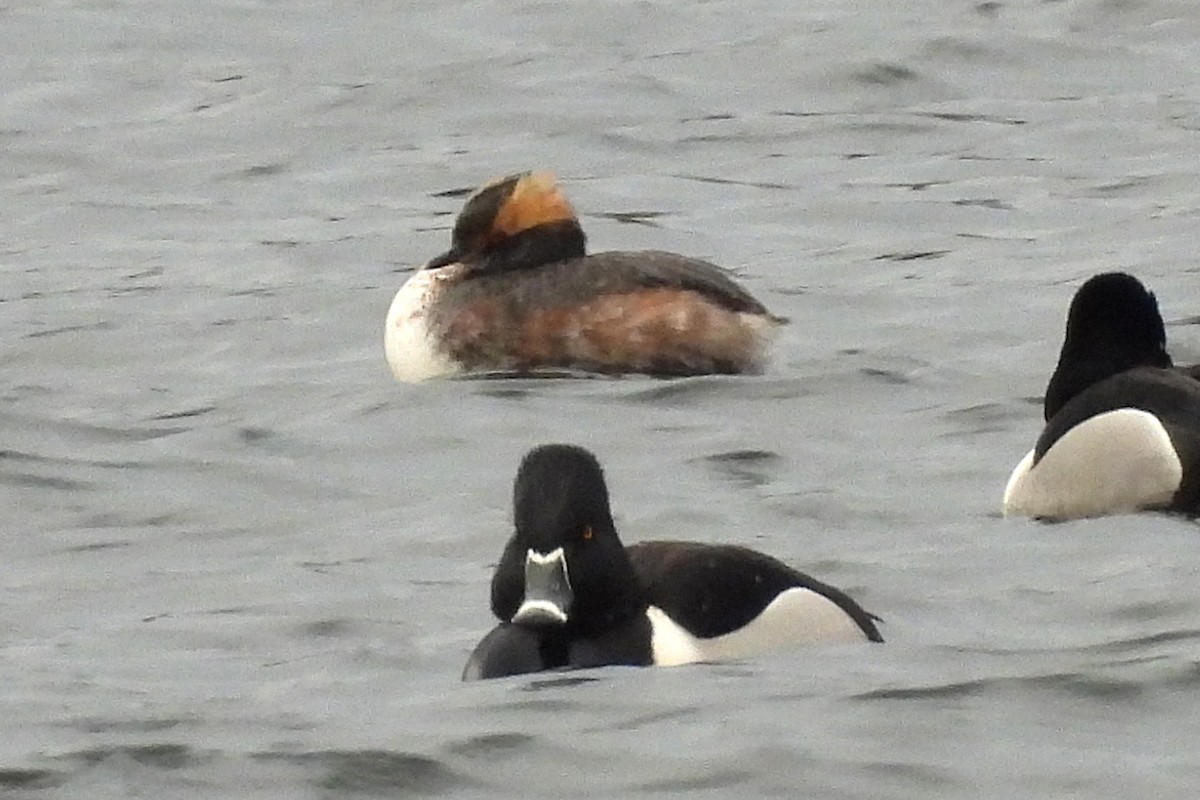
[425,171,586,274]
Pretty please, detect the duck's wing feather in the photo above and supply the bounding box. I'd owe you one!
[627,541,882,642]
[1036,367,1200,462]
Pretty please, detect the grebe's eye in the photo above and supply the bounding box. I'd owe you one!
[581,526,593,541]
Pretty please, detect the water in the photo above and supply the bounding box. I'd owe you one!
[4,0,1200,796]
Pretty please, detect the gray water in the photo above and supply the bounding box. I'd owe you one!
[5,0,1200,796]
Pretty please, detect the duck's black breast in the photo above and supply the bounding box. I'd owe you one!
[566,614,654,670]
[462,617,654,681]
[627,541,882,642]
[1035,367,1200,464]
[461,623,568,681]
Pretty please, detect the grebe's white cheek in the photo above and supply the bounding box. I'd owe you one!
[384,268,463,383]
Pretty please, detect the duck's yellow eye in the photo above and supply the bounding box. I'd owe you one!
[581,526,593,541]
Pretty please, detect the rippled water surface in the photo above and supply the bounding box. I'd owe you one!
[5,0,1200,797]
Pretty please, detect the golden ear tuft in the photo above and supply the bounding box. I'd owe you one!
[491,171,577,238]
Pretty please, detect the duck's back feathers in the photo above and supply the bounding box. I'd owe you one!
[628,541,883,643]
[1034,367,1200,464]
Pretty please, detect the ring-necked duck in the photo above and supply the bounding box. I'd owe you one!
[385,172,784,382]
[463,444,882,681]
[1004,272,1200,520]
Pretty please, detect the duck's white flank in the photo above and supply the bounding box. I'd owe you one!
[646,586,869,667]
[384,267,463,382]
[1003,408,1182,520]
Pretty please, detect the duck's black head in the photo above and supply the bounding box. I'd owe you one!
[1043,272,1173,420]
[490,444,645,636]
[425,172,587,275]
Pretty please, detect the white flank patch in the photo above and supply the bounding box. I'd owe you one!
[1002,408,1182,520]
[646,587,870,668]
[383,267,463,382]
